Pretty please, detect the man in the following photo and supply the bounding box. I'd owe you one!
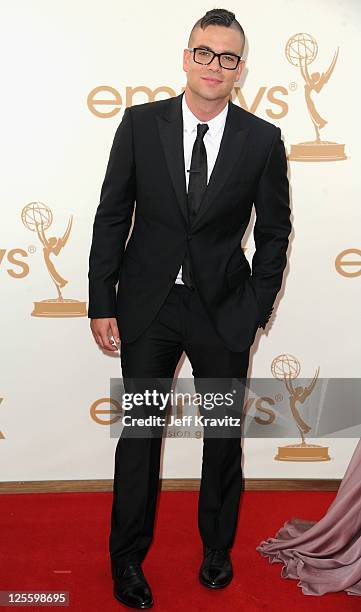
[88,8,291,609]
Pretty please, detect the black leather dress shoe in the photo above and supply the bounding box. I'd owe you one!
[113,563,153,609]
[199,546,233,589]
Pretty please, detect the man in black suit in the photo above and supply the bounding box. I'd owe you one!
[88,8,291,608]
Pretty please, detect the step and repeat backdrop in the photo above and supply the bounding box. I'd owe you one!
[1,0,360,482]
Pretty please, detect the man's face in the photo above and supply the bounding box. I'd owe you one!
[183,25,244,103]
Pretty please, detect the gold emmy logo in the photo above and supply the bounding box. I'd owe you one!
[90,398,122,425]
[285,33,346,161]
[21,202,87,317]
[271,354,330,461]
[335,248,361,277]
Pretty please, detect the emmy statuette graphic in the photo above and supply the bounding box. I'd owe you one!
[285,33,346,161]
[22,202,87,317]
[271,354,330,461]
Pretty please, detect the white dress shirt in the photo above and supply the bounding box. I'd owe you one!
[175,94,229,285]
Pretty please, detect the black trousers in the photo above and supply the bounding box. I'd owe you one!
[110,283,250,575]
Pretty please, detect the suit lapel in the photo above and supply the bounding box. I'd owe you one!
[156,94,250,229]
[156,94,188,224]
[191,102,249,231]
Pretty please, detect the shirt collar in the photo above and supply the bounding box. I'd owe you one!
[182,93,228,138]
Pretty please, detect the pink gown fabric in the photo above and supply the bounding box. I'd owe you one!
[257,440,361,596]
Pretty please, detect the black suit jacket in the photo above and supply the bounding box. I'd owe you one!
[88,92,291,352]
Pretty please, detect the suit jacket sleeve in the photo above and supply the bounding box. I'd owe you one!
[88,107,136,318]
[249,127,291,329]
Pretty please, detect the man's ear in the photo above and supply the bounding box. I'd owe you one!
[233,61,245,86]
[237,60,245,81]
[183,48,190,73]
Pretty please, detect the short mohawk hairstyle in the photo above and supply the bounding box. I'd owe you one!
[188,8,245,53]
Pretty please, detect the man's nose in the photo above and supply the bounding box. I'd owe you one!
[207,56,222,71]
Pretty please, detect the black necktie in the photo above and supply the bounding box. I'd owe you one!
[182,123,209,289]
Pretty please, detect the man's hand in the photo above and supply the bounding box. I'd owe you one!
[90,318,120,352]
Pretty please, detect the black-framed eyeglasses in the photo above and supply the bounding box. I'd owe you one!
[187,47,243,70]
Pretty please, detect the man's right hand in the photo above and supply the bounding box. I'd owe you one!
[90,318,120,352]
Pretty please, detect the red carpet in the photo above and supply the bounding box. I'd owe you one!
[0,490,359,611]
